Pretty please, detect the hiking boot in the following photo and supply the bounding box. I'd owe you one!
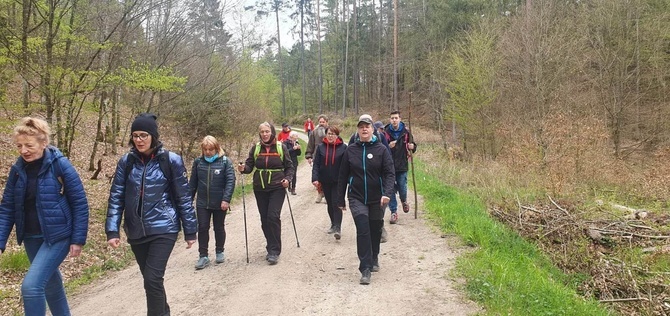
[380,227,388,243]
[402,201,410,213]
[390,212,398,224]
[359,269,371,285]
[334,227,341,240]
[372,261,380,272]
[267,254,279,265]
[215,252,225,264]
[327,226,337,234]
[291,189,297,195]
[195,256,210,270]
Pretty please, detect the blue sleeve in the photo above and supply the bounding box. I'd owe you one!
[106,155,128,239]
[169,153,197,237]
[0,166,19,250]
[60,158,90,245]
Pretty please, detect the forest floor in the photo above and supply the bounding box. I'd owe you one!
[68,133,481,315]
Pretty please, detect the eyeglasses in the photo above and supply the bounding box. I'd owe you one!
[132,133,150,141]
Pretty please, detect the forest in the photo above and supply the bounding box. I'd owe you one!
[1,0,670,314]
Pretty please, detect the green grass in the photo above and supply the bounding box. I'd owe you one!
[0,250,29,273]
[414,160,614,316]
[65,247,135,293]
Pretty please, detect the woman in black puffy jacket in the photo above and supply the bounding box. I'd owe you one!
[189,135,235,269]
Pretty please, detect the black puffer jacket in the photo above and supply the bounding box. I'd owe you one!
[189,155,236,210]
[337,135,395,206]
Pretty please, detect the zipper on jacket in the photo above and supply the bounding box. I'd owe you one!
[207,163,211,207]
[35,160,52,245]
[139,156,148,237]
[362,144,368,204]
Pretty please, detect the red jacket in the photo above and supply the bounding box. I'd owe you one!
[304,120,315,133]
[277,130,291,142]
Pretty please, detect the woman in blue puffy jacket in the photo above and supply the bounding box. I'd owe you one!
[106,113,197,316]
[0,117,89,316]
[189,135,235,270]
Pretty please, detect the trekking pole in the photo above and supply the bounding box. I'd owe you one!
[285,188,301,247]
[239,163,249,263]
[408,91,419,219]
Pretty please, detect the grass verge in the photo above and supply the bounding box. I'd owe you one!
[414,160,614,315]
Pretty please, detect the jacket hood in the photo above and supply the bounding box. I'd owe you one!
[322,136,344,146]
[259,122,277,145]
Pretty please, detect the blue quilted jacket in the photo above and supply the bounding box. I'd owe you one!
[105,145,197,240]
[0,146,89,251]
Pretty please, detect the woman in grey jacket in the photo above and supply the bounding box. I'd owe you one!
[189,135,236,269]
[106,114,197,316]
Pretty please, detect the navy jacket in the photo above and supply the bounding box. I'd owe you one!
[189,155,236,210]
[0,146,89,251]
[337,136,395,207]
[106,145,197,240]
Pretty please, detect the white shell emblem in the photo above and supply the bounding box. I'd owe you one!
[367,153,373,159]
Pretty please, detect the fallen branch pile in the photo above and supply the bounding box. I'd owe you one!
[491,195,670,316]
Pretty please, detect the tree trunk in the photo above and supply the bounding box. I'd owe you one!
[316,0,324,113]
[392,0,398,110]
[342,0,349,116]
[275,1,287,116]
[300,0,306,114]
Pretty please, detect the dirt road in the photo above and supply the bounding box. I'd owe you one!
[69,137,480,315]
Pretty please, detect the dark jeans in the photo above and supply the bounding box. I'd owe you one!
[197,207,227,257]
[321,182,342,228]
[254,189,285,255]
[130,236,176,316]
[349,199,384,272]
[289,163,298,191]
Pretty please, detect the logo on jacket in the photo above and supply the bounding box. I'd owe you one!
[214,169,221,175]
[367,153,373,159]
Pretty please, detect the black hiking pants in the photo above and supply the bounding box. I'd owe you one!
[254,189,285,256]
[322,182,342,229]
[130,235,176,316]
[349,199,384,272]
[197,207,227,257]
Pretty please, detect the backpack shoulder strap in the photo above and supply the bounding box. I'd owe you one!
[276,142,284,161]
[158,150,172,181]
[253,142,261,161]
[51,156,65,194]
[124,153,136,180]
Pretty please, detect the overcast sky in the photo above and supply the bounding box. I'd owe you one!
[222,0,297,51]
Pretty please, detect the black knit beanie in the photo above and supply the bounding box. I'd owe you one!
[131,113,159,140]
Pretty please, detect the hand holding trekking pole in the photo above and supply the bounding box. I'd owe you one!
[281,179,289,188]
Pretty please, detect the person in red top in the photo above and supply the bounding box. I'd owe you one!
[304,117,315,137]
[277,123,291,142]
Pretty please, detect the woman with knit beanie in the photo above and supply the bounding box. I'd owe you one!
[106,113,197,316]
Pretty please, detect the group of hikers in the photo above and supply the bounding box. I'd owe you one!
[0,111,416,316]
